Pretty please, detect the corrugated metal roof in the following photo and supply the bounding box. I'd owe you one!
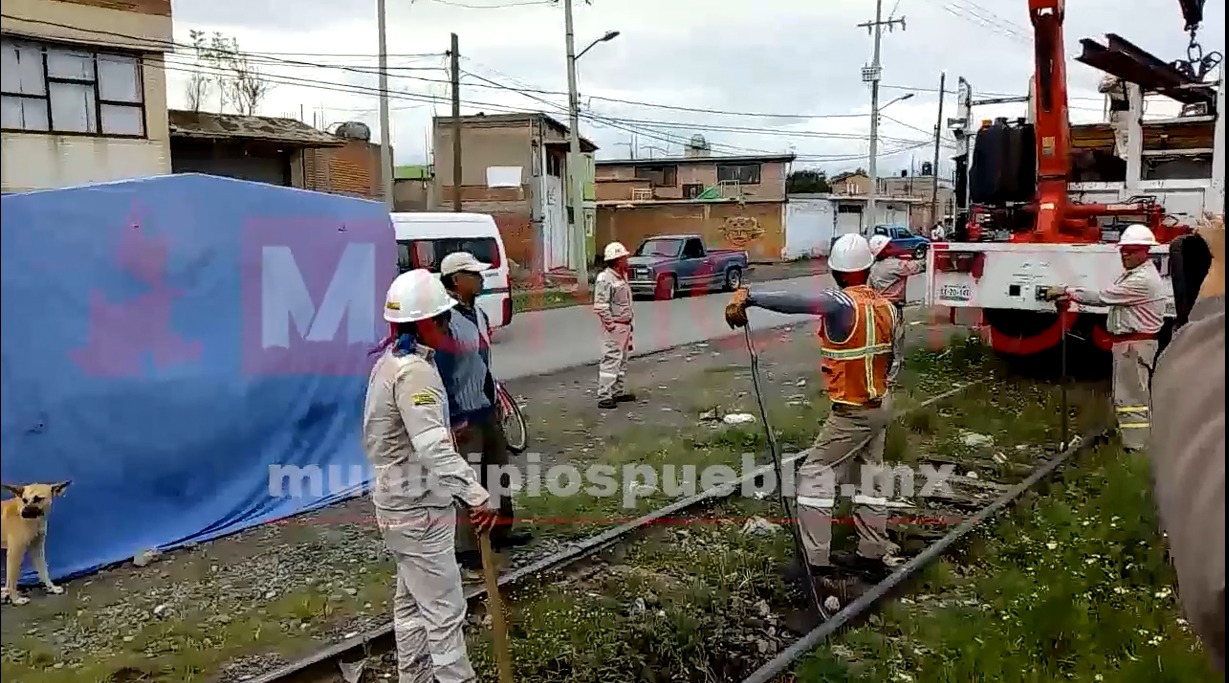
[168,110,345,147]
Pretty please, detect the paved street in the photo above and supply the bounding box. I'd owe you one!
[492,274,927,379]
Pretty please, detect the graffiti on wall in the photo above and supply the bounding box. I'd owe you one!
[719,215,765,247]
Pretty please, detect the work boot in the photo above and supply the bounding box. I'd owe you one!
[598,398,617,409]
[457,550,482,571]
[834,551,905,584]
[496,530,532,550]
[614,392,637,403]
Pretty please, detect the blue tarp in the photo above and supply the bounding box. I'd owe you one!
[1,174,396,584]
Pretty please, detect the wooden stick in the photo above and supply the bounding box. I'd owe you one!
[479,532,515,683]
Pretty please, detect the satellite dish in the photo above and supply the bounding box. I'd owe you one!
[334,121,371,141]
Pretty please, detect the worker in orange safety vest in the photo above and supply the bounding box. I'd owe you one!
[724,233,905,601]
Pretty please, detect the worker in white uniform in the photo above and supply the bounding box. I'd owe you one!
[363,268,497,683]
[1050,224,1167,451]
[593,241,636,409]
[1099,74,1130,160]
[868,233,926,387]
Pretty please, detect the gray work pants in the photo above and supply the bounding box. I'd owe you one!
[888,302,906,387]
[376,505,477,683]
[794,396,898,567]
[1112,339,1157,451]
[454,409,514,554]
[597,322,632,401]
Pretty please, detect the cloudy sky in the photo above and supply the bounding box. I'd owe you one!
[167,0,1225,174]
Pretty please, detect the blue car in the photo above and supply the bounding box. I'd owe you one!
[872,224,930,259]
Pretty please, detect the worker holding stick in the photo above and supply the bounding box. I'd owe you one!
[725,234,904,602]
[1042,224,1167,451]
[364,269,497,683]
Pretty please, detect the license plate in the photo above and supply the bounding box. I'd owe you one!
[938,284,971,302]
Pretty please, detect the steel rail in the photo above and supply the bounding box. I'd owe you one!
[740,426,1109,683]
[250,381,981,683]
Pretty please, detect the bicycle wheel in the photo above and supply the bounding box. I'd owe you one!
[496,381,528,454]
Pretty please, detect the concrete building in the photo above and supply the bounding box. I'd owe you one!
[826,169,955,231]
[785,194,920,258]
[1,0,174,193]
[168,110,390,201]
[594,152,794,263]
[432,112,597,271]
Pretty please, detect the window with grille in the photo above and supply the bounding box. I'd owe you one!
[1,37,146,137]
[716,163,762,185]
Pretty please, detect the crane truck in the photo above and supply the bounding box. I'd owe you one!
[925,0,1225,355]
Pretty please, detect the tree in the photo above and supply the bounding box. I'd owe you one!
[786,169,831,194]
[183,30,212,112]
[185,31,273,115]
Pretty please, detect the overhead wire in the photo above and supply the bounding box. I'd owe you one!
[8,14,972,164]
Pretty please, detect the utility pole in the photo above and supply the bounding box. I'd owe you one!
[376,0,394,211]
[858,0,905,232]
[564,0,589,290]
[450,33,463,213]
[930,71,946,231]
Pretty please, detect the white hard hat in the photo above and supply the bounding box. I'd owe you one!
[868,234,891,257]
[383,269,457,323]
[604,241,630,261]
[829,234,875,272]
[439,251,490,276]
[1118,224,1158,246]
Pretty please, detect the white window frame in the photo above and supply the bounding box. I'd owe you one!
[1,36,147,138]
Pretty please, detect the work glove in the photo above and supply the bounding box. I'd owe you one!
[466,499,499,534]
[725,286,751,329]
[1038,285,1067,302]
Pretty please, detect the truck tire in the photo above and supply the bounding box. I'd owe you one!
[655,274,678,300]
[913,244,928,259]
[723,266,743,292]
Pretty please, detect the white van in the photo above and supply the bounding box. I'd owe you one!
[391,212,513,331]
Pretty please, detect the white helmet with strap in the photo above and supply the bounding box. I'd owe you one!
[1118,224,1158,246]
[604,241,630,261]
[829,234,876,272]
[384,269,457,323]
[868,234,892,257]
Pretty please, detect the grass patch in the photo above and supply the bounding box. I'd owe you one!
[512,289,586,313]
[790,445,1217,683]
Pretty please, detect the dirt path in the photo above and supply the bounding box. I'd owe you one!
[0,306,959,683]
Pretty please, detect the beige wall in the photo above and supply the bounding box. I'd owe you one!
[832,173,871,196]
[1,0,173,192]
[433,120,534,190]
[595,160,788,201]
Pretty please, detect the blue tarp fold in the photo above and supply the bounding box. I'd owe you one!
[1,174,396,584]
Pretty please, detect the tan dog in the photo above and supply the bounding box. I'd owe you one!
[2,482,70,605]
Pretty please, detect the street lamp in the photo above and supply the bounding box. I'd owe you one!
[866,91,916,228]
[577,30,620,60]
[564,0,620,290]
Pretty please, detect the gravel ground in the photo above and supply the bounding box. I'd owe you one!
[0,305,955,683]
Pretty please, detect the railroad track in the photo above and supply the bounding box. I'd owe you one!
[251,373,1107,683]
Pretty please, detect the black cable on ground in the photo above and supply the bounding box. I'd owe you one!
[742,325,830,621]
[739,427,1108,683]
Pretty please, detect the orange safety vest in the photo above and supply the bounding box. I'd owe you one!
[820,285,897,406]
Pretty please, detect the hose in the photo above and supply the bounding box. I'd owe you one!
[741,325,830,620]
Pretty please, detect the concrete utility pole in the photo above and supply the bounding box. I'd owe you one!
[450,33,463,213]
[858,0,905,231]
[563,0,586,287]
[377,0,394,211]
[953,77,974,213]
[930,71,946,230]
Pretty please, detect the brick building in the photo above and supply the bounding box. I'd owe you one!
[594,151,794,262]
[433,113,597,271]
[167,111,389,201]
